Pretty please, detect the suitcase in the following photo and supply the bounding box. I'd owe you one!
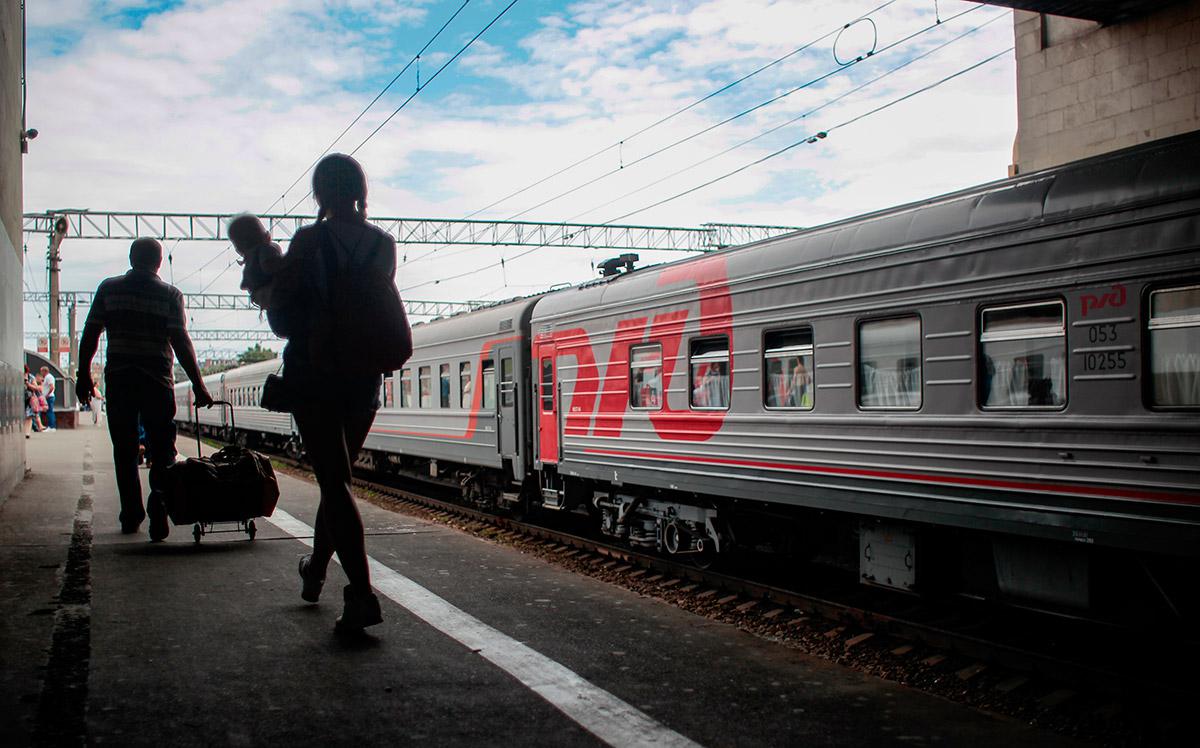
[160,401,280,543]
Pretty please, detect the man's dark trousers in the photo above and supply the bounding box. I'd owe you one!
[105,369,177,526]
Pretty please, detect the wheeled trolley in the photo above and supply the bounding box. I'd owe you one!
[161,400,280,543]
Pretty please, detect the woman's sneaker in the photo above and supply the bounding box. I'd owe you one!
[335,585,382,632]
[298,554,324,603]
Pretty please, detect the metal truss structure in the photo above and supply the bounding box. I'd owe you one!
[23,291,484,317]
[23,210,800,251]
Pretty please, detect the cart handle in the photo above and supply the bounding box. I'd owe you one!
[192,400,234,457]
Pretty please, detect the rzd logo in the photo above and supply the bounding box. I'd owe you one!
[1081,284,1126,317]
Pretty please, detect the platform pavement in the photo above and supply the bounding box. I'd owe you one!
[0,421,1075,747]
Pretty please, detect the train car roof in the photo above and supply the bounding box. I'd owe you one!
[409,294,543,346]
[532,130,1200,322]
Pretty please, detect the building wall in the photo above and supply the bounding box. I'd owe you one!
[0,3,25,500]
[1011,1,1200,174]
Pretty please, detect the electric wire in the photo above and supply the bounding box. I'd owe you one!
[399,46,1013,293]
[405,0,902,267]
[567,10,1008,223]
[501,3,982,223]
[193,0,521,296]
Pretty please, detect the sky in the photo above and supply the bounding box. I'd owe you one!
[21,0,1017,360]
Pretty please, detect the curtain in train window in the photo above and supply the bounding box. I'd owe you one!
[764,328,814,410]
[418,366,431,408]
[459,362,472,408]
[1149,286,1200,407]
[858,317,922,409]
[400,369,412,408]
[629,345,663,410]
[439,364,451,408]
[980,301,1066,408]
[481,360,496,410]
[689,337,730,410]
[383,377,394,408]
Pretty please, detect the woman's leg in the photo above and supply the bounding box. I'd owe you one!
[293,405,371,592]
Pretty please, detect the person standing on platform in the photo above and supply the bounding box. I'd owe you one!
[76,237,214,539]
[39,366,57,431]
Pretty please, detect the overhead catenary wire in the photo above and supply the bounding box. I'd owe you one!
[192,0,521,296]
[405,0,902,267]
[400,46,1014,293]
[567,10,1009,223]
[403,0,981,269]
[176,1,475,290]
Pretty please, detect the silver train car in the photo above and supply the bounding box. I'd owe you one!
[173,133,1199,615]
[174,359,299,455]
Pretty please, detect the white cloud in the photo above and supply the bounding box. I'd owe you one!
[23,0,1017,343]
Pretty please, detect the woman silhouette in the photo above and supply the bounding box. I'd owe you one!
[267,153,400,632]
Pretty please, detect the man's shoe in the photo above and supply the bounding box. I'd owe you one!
[119,507,146,535]
[147,493,169,542]
[335,585,382,632]
[298,554,324,603]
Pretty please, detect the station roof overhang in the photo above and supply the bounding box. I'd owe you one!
[976,1,1182,23]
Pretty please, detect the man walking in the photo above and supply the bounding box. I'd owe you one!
[39,366,56,430]
[77,238,213,540]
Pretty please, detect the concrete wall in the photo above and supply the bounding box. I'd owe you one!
[1010,1,1200,174]
[0,3,25,499]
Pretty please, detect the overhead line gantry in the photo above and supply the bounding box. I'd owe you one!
[22,210,800,251]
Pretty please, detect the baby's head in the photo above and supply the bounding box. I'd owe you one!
[227,213,270,253]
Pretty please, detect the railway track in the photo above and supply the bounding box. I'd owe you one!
[212,433,1191,742]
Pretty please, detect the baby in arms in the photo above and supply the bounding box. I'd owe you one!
[227,213,284,307]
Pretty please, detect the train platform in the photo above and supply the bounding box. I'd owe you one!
[1,422,1073,747]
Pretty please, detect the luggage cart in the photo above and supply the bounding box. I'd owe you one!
[160,401,279,543]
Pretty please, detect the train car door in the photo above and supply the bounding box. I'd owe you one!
[496,346,518,458]
[534,341,559,464]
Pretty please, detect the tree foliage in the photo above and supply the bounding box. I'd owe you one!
[238,344,276,366]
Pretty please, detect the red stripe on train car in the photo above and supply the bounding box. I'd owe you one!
[581,447,1200,506]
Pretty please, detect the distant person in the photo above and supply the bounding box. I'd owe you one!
[77,237,214,539]
[260,153,410,632]
[39,366,56,431]
[23,365,40,438]
[228,213,284,308]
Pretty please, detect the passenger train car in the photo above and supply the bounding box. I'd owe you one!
[174,358,299,456]
[174,133,1200,616]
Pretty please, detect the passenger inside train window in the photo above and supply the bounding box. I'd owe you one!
[764,328,814,410]
[481,360,496,410]
[1149,285,1200,407]
[399,368,412,408]
[439,364,451,408]
[858,317,921,409]
[460,362,472,408]
[419,366,431,408]
[980,301,1066,409]
[690,337,730,410]
[630,345,663,410]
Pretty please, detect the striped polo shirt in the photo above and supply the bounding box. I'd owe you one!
[84,269,187,388]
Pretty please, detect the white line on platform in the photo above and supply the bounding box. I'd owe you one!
[267,508,700,748]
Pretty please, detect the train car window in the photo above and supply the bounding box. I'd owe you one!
[980,301,1066,408]
[858,317,921,409]
[629,344,663,410]
[400,369,412,408]
[439,364,451,408]
[501,357,515,408]
[689,337,730,410]
[1149,285,1200,407]
[383,377,394,408]
[481,360,496,410]
[460,362,472,408]
[418,366,431,408]
[764,328,814,410]
[540,358,554,412]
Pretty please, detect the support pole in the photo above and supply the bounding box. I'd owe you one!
[67,299,78,385]
[46,216,68,369]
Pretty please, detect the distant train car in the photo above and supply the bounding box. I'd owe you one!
[220,358,297,453]
[363,296,542,504]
